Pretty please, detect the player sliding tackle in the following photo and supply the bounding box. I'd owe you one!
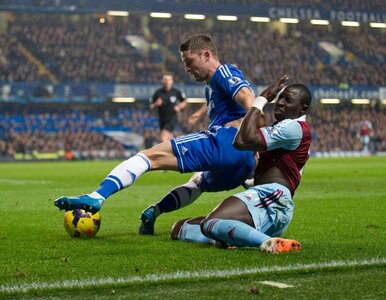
[55,34,258,225]
[54,35,309,253]
[171,80,312,253]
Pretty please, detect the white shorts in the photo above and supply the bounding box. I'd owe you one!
[234,183,294,238]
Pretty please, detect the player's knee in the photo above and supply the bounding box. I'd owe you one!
[199,217,210,236]
[170,218,190,240]
[190,172,203,187]
[140,144,175,170]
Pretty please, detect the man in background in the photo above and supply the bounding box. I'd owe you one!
[150,73,187,142]
[359,119,373,154]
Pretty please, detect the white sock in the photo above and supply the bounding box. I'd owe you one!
[89,191,104,200]
[108,153,151,187]
[94,153,151,199]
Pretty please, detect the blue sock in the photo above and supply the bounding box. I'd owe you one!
[202,218,270,247]
[178,223,212,244]
[96,176,121,199]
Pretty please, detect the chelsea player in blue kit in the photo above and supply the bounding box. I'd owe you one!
[54,34,267,234]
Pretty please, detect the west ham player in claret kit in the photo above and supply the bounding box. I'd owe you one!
[171,82,312,253]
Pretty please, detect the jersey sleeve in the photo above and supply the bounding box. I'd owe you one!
[178,90,186,102]
[258,119,303,151]
[151,90,161,103]
[218,65,253,100]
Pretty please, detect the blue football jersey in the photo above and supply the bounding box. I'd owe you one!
[205,64,254,129]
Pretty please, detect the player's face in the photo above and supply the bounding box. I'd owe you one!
[274,87,304,121]
[181,50,210,82]
[162,75,173,91]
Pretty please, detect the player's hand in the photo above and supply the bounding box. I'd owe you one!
[154,98,163,106]
[260,75,289,102]
[254,151,260,164]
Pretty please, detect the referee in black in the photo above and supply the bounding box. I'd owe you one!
[150,73,187,142]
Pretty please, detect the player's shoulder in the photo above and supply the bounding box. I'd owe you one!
[153,88,164,95]
[274,118,304,134]
[171,87,182,94]
[278,117,311,139]
[218,64,243,77]
[275,118,297,127]
[214,64,247,87]
[277,115,307,125]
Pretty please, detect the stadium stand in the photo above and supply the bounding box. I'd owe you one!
[0,1,385,159]
[1,101,385,161]
[2,14,385,86]
[0,103,159,160]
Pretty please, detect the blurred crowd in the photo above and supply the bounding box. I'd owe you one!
[3,14,161,83]
[309,105,386,154]
[1,12,385,86]
[0,103,385,160]
[4,0,384,12]
[0,104,159,160]
[0,7,385,160]
[264,103,386,154]
[0,32,43,82]
[161,16,386,86]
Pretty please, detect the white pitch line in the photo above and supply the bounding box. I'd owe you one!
[1,258,385,294]
[0,179,51,185]
[259,281,294,288]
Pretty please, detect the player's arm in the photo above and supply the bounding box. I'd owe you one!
[174,100,188,112]
[234,75,289,151]
[233,104,266,151]
[188,103,207,125]
[149,91,163,109]
[149,98,162,109]
[234,86,256,110]
[174,91,188,112]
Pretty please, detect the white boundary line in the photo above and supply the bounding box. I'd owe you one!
[0,179,51,184]
[258,281,294,288]
[1,258,385,294]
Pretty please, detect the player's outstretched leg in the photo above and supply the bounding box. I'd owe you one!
[139,173,202,235]
[54,153,151,214]
[54,195,104,214]
[260,237,301,253]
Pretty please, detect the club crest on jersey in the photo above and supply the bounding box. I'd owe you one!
[170,96,177,103]
[266,127,279,136]
[228,76,241,86]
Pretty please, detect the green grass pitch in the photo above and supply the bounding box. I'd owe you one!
[0,157,385,299]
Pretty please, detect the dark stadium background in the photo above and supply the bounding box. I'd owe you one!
[0,0,385,161]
